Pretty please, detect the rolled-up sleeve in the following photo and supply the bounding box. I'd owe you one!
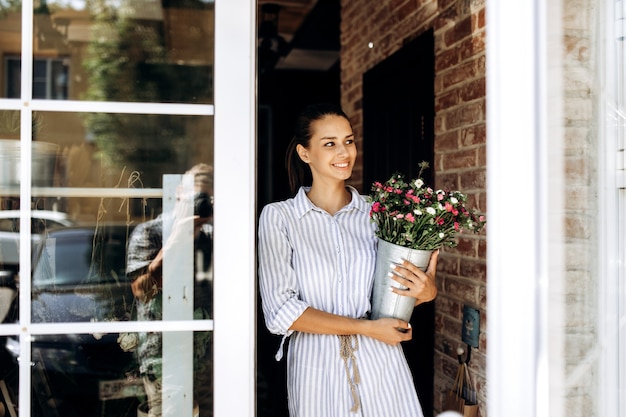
[258,204,309,335]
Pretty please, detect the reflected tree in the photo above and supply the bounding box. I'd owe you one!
[82,0,212,188]
[0,0,19,16]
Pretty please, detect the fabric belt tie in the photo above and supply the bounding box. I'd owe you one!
[339,334,360,413]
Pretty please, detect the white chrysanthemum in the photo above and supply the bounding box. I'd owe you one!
[413,209,422,215]
[438,203,444,210]
[450,197,458,204]
[426,207,436,215]
[414,179,424,188]
[439,232,445,239]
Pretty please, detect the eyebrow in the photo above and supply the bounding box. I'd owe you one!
[319,133,354,140]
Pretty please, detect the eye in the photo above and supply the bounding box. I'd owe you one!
[323,141,335,147]
[345,139,354,145]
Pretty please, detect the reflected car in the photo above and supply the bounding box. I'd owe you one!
[4,224,141,417]
[0,210,75,322]
[0,210,74,261]
[31,225,134,323]
[0,210,74,232]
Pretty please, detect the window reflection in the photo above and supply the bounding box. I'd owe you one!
[1,112,213,325]
[127,165,214,320]
[31,223,134,323]
[1,330,211,417]
[0,1,216,414]
[6,57,70,99]
[0,105,214,415]
[0,0,214,102]
[0,208,75,323]
[31,111,213,193]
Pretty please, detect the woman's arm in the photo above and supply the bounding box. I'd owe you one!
[290,307,414,346]
[258,204,310,335]
[290,248,439,344]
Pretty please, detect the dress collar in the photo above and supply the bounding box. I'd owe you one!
[293,185,369,219]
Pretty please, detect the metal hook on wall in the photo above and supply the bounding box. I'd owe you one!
[457,344,471,365]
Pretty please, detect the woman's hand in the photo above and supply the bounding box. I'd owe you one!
[389,249,439,306]
[362,318,413,346]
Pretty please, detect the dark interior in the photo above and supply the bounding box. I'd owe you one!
[256,3,436,417]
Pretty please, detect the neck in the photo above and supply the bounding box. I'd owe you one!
[307,182,352,215]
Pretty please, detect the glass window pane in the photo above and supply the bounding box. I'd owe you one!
[1,110,214,324]
[0,113,22,326]
[23,330,212,417]
[30,0,214,103]
[26,111,213,324]
[33,59,46,78]
[4,58,22,99]
[33,111,214,188]
[30,332,138,416]
[0,0,249,415]
[0,7,22,99]
[50,59,69,99]
[4,57,70,99]
[0,110,20,142]
[0,360,18,417]
[0,204,73,324]
[31,223,134,323]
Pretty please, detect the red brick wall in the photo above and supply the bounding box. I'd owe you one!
[340,0,488,414]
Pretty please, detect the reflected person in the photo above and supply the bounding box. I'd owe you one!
[126,163,213,417]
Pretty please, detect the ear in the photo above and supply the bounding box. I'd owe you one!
[296,144,310,163]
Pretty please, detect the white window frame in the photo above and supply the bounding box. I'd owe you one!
[213,0,256,416]
[599,1,626,416]
[486,2,564,417]
[0,0,257,415]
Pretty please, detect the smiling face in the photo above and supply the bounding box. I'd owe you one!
[296,114,356,185]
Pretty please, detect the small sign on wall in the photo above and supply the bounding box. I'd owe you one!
[462,305,480,348]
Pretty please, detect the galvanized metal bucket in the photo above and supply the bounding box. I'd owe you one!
[370,238,433,322]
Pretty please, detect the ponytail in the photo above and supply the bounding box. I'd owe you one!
[285,136,312,195]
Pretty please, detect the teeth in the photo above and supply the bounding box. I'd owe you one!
[335,163,348,168]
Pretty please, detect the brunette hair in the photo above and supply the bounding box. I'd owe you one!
[285,103,351,195]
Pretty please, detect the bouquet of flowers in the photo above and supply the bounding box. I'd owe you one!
[368,162,486,251]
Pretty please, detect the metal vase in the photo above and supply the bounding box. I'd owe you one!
[370,238,433,322]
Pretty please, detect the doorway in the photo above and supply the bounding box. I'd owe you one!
[362,29,436,417]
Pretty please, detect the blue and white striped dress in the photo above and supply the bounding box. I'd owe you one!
[258,186,424,417]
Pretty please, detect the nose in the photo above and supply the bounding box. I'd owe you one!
[336,142,349,156]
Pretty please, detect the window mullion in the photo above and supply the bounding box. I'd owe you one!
[18,0,34,416]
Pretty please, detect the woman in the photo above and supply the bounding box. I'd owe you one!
[258,103,438,417]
